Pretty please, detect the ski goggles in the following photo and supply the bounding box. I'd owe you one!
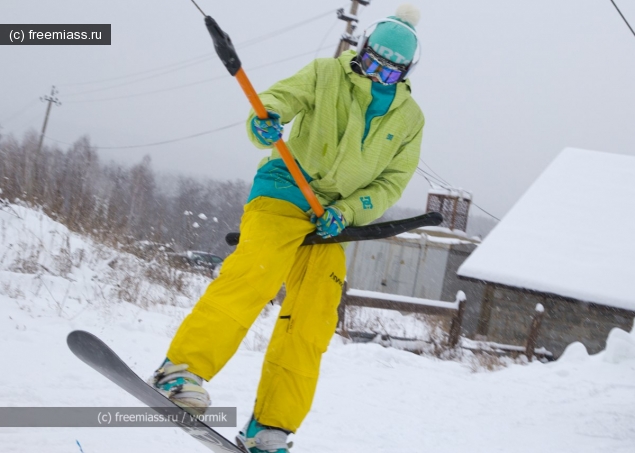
[359,47,408,85]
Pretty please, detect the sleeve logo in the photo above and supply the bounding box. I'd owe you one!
[360,196,374,210]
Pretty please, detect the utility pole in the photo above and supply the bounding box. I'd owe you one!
[27,86,61,202]
[334,0,370,57]
[37,86,61,155]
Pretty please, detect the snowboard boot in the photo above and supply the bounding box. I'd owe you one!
[236,416,293,453]
[148,358,211,414]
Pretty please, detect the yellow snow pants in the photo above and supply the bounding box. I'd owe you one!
[167,197,346,433]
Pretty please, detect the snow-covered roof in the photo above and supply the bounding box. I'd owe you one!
[458,148,635,312]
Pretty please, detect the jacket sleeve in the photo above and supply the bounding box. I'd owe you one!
[332,124,423,226]
[245,60,318,149]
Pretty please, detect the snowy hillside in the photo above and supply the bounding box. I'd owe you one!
[1,204,634,453]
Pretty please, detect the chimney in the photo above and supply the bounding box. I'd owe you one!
[425,188,472,232]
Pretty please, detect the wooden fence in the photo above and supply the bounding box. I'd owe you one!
[338,283,466,348]
[338,285,550,359]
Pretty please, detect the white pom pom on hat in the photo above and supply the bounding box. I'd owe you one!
[395,3,421,27]
[367,3,421,65]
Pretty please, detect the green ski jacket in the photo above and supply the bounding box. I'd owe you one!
[246,50,424,227]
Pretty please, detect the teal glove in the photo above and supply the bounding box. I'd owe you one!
[310,206,348,239]
[250,111,283,146]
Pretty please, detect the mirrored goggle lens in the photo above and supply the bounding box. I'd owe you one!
[380,67,403,84]
[361,52,380,73]
[360,51,404,84]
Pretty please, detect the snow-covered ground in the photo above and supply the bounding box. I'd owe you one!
[1,204,634,453]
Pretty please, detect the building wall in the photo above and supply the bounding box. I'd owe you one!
[346,237,635,356]
[345,236,484,312]
[345,237,450,300]
[441,244,485,337]
[345,236,490,340]
[476,284,635,357]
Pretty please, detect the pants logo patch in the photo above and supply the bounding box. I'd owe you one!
[329,272,344,288]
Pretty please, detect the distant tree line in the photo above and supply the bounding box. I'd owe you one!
[0,130,250,257]
[0,129,496,257]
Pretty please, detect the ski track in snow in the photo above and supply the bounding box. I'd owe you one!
[1,205,634,453]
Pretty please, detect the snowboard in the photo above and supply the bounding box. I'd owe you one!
[67,330,244,453]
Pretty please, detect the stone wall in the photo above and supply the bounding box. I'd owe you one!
[475,284,635,357]
[440,244,485,337]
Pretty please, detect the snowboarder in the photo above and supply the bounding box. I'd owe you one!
[150,4,424,452]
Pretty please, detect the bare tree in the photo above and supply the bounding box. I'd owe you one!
[0,130,251,259]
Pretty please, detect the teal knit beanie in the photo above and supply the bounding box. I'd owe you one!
[367,4,420,65]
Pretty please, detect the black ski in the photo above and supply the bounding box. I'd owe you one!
[67,330,243,453]
[225,211,443,247]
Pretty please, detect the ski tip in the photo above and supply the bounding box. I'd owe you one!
[66,330,102,353]
[67,329,89,345]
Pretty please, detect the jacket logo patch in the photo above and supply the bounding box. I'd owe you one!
[386,134,394,141]
[360,196,374,210]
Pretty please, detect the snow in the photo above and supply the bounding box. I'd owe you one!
[1,204,635,453]
[602,328,635,365]
[347,288,461,310]
[458,148,635,311]
[395,232,421,239]
[460,338,552,357]
[342,305,437,341]
[425,236,473,245]
[422,226,470,237]
[395,227,476,245]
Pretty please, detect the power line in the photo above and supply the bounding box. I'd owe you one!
[415,166,501,222]
[609,0,635,39]
[64,74,223,104]
[237,9,336,48]
[58,54,211,88]
[17,11,348,150]
[59,8,338,91]
[63,57,216,98]
[44,129,503,222]
[315,18,340,59]
[419,158,453,187]
[471,203,500,222]
[415,168,439,189]
[0,99,40,125]
[417,165,453,188]
[64,42,338,104]
[40,132,500,222]
[44,120,244,150]
[11,111,45,133]
[41,33,339,146]
[416,167,450,189]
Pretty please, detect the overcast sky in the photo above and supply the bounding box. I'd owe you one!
[2,0,634,221]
